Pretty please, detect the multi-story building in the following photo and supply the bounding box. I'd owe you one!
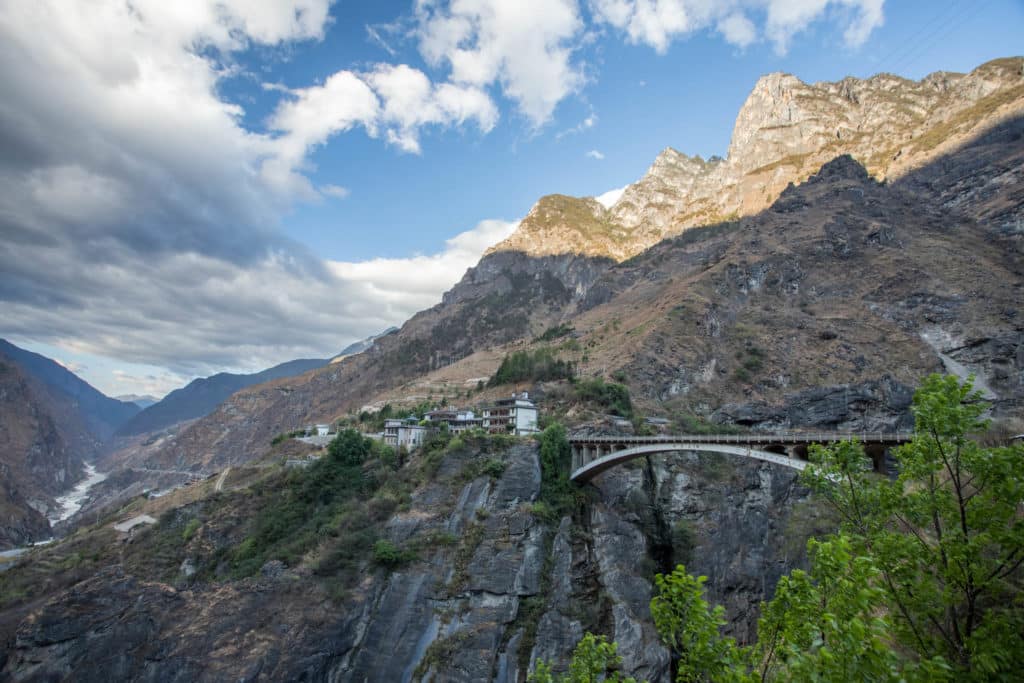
[425,408,482,434]
[383,417,428,449]
[482,392,539,435]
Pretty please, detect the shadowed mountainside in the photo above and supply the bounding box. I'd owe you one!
[111,113,1024,476]
[0,339,138,441]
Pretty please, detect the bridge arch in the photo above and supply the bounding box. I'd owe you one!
[570,442,807,483]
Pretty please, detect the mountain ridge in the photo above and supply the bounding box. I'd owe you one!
[0,339,139,441]
[492,56,1023,262]
[116,328,399,436]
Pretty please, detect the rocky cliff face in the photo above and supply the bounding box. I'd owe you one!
[493,57,1024,262]
[0,354,84,546]
[566,117,1024,425]
[1,441,819,681]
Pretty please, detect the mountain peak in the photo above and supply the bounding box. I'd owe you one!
[487,57,1022,265]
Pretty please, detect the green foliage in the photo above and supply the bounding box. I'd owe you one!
[646,375,1023,682]
[489,348,576,386]
[537,423,581,520]
[801,374,1024,679]
[448,521,486,592]
[536,323,575,343]
[228,429,380,578]
[181,518,201,542]
[529,633,640,683]
[752,537,949,683]
[673,413,744,435]
[572,378,633,418]
[651,567,751,683]
[371,539,416,568]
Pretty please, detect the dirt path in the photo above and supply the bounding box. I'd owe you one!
[214,466,231,492]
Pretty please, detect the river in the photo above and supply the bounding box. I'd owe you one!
[47,462,108,526]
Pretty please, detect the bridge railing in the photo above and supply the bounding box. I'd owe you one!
[569,432,913,445]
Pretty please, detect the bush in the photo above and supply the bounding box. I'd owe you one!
[372,539,416,568]
[228,429,381,578]
[573,378,633,418]
[181,518,201,542]
[535,323,575,342]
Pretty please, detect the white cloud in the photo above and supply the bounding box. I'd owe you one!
[594,185,626,208]
[556,110,598,138]
[718,11,757,48]
[365,63,497,153]
[585,149,605,160]
[320,184,351,199]
[0,1,512,377]
[590,0,885,54]
[415,0,585,126]
[264,70,380,196]
[331,218,518,311]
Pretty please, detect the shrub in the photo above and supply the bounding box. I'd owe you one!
[573,378,633,418]
[372,539,416,568]
[181,518,201,542]
[535,323,575,342]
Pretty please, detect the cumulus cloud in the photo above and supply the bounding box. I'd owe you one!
[590,0,885,54]
[718,11,757,49]
[585,149,605,159]
[0,1,512,378]
[415,0,585,126]
[1,215,517,377]
[363,63,498,153]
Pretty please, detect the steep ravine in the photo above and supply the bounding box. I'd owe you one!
[1,440,827,681]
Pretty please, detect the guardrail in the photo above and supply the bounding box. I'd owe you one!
[569,432,913,445]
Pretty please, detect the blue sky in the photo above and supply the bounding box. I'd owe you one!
[0,0,1020,398]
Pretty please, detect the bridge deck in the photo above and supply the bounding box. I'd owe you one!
[568,432,913,483]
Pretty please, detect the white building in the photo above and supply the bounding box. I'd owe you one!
[482,392,539,435]
[384,417,428,448]
[315,424,330,437]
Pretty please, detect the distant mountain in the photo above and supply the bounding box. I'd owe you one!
[115,358,328,436]
[0,339,139,440]
[115,394,160,409]
[117,330,396,436]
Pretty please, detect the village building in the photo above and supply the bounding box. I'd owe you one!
[315,424,330,437]
[425,408,482,434]
[482,392,539,436]
[383,417,428,449]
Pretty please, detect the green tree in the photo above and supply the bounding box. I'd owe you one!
[802,374,1024,679]
[650,568,751,683]
[529,633,640,683]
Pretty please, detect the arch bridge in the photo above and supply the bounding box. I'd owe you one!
[569,432,912,483]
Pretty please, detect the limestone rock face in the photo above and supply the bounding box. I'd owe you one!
[492,57,1024,263]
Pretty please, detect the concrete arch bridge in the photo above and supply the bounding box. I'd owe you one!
[569,432,912,483]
